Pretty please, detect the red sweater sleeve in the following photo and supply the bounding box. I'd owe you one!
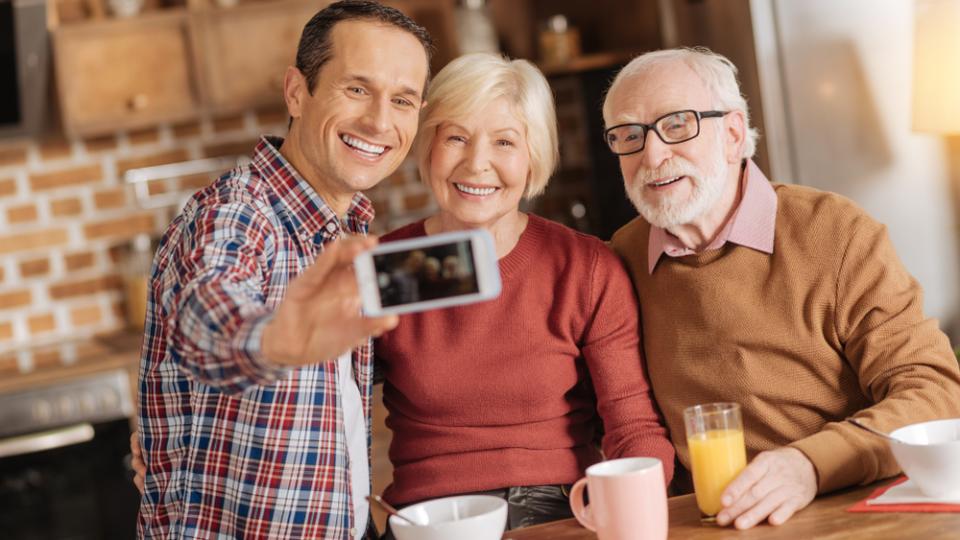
[582,244,676,485]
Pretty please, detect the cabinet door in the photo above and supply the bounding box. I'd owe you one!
[53,12,201,137]
[195,0,457,113]
[383,0,458,71]
[193,0,324,113]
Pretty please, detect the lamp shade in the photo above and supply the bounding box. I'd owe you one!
[913,0,960,133]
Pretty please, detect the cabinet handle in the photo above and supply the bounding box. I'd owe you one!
[127,94,150,111]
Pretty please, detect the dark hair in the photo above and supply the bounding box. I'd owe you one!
[296,0,434,96]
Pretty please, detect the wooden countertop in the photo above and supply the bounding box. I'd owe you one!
[505,479,957,540]
[0,331,142,395]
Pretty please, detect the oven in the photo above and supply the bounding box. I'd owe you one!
[0,369,141,539]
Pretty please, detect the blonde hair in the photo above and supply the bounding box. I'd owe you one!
[416,53,559,198]
[604,47,759,159]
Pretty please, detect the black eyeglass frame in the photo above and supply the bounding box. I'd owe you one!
[603,110,730,156]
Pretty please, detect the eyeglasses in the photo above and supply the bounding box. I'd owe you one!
[603,110,729,156]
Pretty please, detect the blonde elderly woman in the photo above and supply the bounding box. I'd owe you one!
[376,53,674,534]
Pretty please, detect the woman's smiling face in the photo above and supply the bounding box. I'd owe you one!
[427,97,531,229]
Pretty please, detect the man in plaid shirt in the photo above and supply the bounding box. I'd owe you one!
[136,2,432,538]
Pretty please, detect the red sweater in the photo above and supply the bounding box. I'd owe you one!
[377,214,674,505]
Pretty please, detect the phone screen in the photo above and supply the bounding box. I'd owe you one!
[373,239,479,308]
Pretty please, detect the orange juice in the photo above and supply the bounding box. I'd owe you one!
[688,428,746,516]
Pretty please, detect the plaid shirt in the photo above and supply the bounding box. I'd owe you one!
[138,136,376,539]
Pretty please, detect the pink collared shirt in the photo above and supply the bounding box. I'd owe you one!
[648,159,777,274]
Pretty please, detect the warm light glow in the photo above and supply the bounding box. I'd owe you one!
[913,0,960,133]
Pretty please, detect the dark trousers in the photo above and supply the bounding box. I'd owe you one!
[381,484,573,539]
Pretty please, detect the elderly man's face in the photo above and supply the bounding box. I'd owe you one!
[604,63,738,229]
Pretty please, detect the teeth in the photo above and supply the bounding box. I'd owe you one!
[341,134,386,155]
[455,183,497,196]
[652,176,681,187]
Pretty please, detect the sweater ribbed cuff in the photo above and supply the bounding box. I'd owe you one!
[789,429,866,494]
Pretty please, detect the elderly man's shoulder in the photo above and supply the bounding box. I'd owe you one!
[773,183,883,238]
[609,215,650,254]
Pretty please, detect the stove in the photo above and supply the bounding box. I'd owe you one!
[0,369,140,539]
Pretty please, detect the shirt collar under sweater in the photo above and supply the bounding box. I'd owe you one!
[648,159,777,274]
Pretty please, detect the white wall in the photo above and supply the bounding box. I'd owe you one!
[757,0,959,330]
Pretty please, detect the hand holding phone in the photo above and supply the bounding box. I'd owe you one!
[354,228,502,316]
[262,236,398,367]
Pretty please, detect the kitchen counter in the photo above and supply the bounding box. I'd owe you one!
[507,479,958,539]
[0,331,142,398]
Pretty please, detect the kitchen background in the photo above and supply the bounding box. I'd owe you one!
[1,0,958,537]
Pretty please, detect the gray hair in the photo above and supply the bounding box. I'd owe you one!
[604,47,758,159]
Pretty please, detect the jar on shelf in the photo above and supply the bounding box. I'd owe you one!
[539,14,581,67]
[108,0,144,18]
[455,0,499,54]
[123,234,153,331]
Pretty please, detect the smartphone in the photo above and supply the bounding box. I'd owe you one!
[354,228,502,316]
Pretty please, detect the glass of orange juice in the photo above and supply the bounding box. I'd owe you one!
[683,402,747,517]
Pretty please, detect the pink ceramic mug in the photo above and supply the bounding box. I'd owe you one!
[569,457,668,540]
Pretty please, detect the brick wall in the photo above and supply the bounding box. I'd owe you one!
[0,109,436,374]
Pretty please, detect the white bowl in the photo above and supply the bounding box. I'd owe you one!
[389,494,508,540]
[889,418,960,498]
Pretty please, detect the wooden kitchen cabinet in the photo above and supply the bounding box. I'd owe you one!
[51,0,457,137]
[52,11,202,137]
[192,0,324,114]
[382,0,458,72]
[193,0,457,113]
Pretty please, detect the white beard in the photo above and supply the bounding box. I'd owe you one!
[625,141,728,229]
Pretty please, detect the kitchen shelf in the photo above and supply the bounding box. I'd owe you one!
[538,50,638,77]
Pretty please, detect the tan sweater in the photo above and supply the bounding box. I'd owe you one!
[611,183,960,493]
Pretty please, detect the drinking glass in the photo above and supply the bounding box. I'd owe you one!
[683,402,747,517]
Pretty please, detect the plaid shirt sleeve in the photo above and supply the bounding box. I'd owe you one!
[162,194,289,394]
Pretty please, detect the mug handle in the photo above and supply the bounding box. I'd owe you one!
[568,477,596,531]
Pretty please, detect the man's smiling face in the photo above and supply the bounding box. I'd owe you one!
[287,19,428,202]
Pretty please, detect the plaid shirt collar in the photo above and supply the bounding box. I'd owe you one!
[252,136,375,242]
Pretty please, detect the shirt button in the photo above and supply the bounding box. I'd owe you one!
[349,527,356,537]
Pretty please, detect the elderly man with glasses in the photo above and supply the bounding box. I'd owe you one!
[603,47,960,530]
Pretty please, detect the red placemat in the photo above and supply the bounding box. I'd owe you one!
[847,477,960,513]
